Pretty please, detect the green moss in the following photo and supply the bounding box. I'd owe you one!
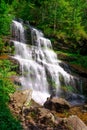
[61,85,78,93]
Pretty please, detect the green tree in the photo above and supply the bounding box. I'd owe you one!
[69,0,87,41]
[10,0,87,49]
[0,0,13,35]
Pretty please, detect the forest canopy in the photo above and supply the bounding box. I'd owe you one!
[0,0,87,53]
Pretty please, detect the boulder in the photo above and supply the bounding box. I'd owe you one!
[38,108,56,124]
[9,89,32,114]
[23,107,63,130]
[66,115,87,130]
[44,97,71,112]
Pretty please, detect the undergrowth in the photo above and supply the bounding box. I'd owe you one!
[0,59,23,130]
[56,50,87,69]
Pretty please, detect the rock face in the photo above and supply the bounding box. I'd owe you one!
[66,115,87,130]
[58,54,87,96]
[44,97,71,112]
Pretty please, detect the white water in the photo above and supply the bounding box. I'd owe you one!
[11,20,76,105]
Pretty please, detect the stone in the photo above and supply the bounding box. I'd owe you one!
[66,115,87,130]
[44,97,71,112]
[38,108,56,124]
[9,89,32,114]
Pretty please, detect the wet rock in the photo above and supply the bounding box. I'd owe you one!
[59,61,75,75]
[8,56,20,74]
[24,24,32,45]
[66,115,87,130]
[60,88,85,106]
[10,75,21,86]
[44,97,71,112]
[59,72,66,86]
[9,40,15,54]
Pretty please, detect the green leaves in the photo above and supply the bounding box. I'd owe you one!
[0,59,23,129]
[0,103,23,130]
[0,60,15,103]
[0,0,13,35]
[0,38,4,54]
[0,0,87,47]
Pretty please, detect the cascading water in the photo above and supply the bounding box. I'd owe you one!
[11,20,83,105]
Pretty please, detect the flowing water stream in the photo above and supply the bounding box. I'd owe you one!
[11,20,84,105]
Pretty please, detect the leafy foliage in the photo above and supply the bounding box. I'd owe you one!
[0,0,13,36]
[0,104,23,130]
[0,0,87,50]
[12,0,87,42]
[56,50,87,69]
[0,38,4,54]
[69,55,87,69]
[0,59,23,130]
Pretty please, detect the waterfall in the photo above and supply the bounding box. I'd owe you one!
[11,20,82,105]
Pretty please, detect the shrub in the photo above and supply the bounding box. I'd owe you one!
[0,59,23,129]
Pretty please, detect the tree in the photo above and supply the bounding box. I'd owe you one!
[10,0,87,44]
[0,0,13,35]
